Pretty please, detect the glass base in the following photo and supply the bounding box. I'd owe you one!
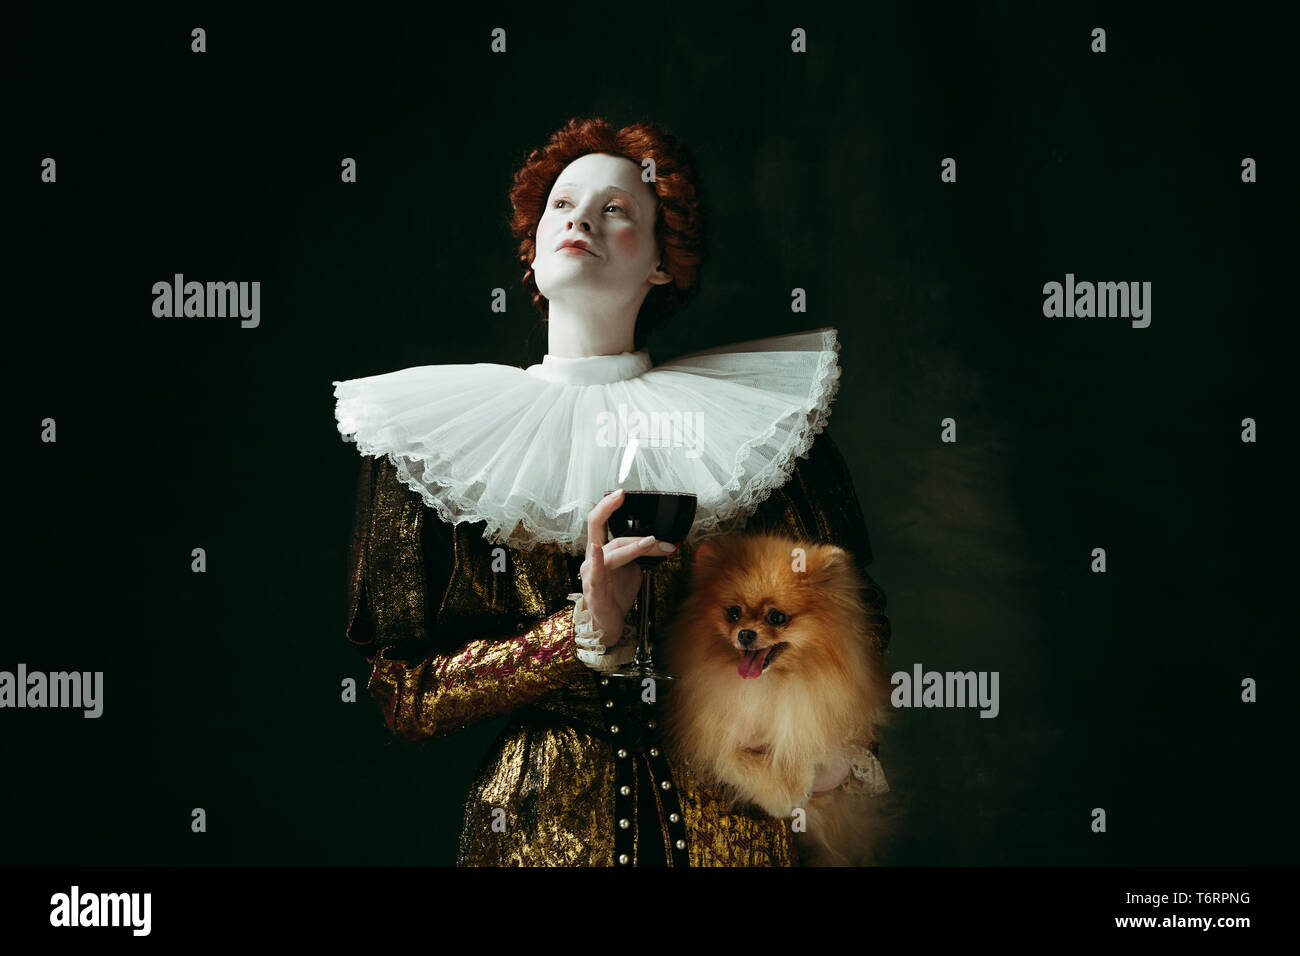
[608,660,679,681]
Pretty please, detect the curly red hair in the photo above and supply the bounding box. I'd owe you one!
[509,117,708,351]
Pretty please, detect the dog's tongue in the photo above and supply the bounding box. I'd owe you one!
[738,647,769,679]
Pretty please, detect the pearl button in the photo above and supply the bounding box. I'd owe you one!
[669,813,680,823]
[605,700,614,708]
[649,747,659,757]
[675,840,686,850]
[617,749,627,758]
[620,786,631,796]
[610,725,619,733]
[660,781,671,790]
[600,678,609,686]
[647,719,656,729]
[619,819,630,829]
[618,854,629,865]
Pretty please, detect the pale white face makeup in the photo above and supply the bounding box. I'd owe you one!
[531,152,673,358]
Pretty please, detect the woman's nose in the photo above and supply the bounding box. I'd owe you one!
[566,203,596,231]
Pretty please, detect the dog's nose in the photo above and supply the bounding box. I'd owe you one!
[737,629,757,646]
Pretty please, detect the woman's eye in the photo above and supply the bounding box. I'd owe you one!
[550,199,623,213]
[767,610,787,625]
[725,606,741,622]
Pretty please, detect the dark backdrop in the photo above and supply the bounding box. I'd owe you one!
[8,2,1296,866]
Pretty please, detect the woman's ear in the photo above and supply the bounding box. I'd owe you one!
[647,250,673,285]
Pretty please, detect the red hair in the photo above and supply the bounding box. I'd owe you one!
[509,117,708,351]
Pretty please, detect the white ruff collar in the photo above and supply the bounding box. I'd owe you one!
[333,327,842,555]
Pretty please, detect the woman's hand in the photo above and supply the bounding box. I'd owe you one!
[581,490,677,645]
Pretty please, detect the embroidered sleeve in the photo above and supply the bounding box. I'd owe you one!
[366,607,585,742]
[346,456,587,742]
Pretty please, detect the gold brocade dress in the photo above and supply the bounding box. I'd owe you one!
[345,428,891,866]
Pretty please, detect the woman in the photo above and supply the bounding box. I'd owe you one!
[334,117,892,866]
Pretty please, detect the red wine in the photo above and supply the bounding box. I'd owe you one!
[605,490,698,567]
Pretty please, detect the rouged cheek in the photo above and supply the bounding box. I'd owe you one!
[613,226,641,256]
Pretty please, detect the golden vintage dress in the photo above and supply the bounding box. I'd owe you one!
[336,329,891,866]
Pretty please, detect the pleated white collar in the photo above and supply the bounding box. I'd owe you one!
[333,327,842,554]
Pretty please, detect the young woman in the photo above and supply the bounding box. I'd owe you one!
[334,116,891,865]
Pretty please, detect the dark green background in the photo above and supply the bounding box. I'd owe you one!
[8,2,1296,865]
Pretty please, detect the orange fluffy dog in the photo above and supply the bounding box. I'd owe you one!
[662,532,892,865]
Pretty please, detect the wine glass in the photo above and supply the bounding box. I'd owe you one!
[603,490,698,681]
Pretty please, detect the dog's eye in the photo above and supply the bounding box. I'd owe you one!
[725,606,741,622]
[767,609,787,626]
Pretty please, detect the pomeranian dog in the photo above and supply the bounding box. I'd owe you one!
[662,532,893,866]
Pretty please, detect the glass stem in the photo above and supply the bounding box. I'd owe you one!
[635,566,654,665]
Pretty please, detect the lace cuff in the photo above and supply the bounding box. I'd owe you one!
[843,745,890,797]
[567,592,637,673]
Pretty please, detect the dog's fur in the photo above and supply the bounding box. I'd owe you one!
[662,532,893,865]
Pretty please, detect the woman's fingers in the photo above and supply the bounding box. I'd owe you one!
[603,536,674,570]
[588,529,605,581]
[584,493,677,578]
[586,489,624,554]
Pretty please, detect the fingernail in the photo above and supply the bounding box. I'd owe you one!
[658,541,676,552]
[640,535,655,546]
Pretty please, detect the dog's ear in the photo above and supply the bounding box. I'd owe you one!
[819,544,850,566]
[808,543,858,584]
[693,538,721,564]
[691,538,725,579]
